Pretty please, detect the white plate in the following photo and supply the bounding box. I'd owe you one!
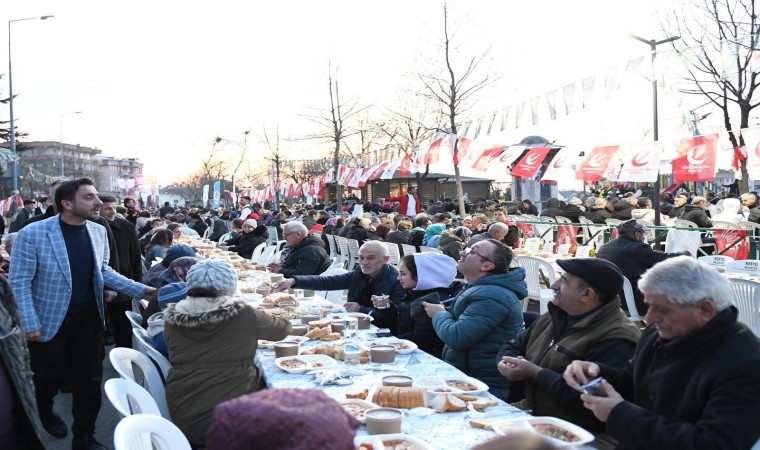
[491,416,594,447]
[275,354,337,374]
[338,398,379,424]
[424,376,489,396]
[282,335,310,345]
[354,433,435,450]
[257,339,277,349]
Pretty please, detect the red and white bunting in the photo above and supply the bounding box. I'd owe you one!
[511,147,551,178]
[369,162,388,181]
[576,146,619,182]
[617,143,662,182]
[348,167,364,187]
[358,166,375,187]
[671,133,719,182]
[380,158,401,180]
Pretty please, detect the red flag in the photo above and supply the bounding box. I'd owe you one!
[714,228,749,260]
[511,147,551,178]
[671,134,719,182]
[576,146,619,182]
[425,138,443,164]
[471,146,506,171]
[453,137,473,166]
[369,162,388,180]
[397,154,415,177]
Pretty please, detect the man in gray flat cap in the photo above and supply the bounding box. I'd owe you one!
[496,258,640,436]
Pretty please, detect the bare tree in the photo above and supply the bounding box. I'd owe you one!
[262,126,288,209]
[301,61,371,211]
[168,138,229,206]
[664,0,760,192]
[381,94,444,200]
[417,2,498,215]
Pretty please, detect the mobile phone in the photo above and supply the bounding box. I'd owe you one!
[579,377,608,397]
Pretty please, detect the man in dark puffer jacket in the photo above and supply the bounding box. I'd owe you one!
[267,222,330,277]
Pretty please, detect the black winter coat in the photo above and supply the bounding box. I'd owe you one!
[108,217,143,304]
[585,208,611,224]
[601,307,760,450]
[226,232,267,260]
[394,288,448,358]
[677,204,712,228]
[610,202,634,220]
[560,205,584,223]
[596,236,683,314]
[279,235,331,278]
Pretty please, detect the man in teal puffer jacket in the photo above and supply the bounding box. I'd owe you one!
[423,239,527,399]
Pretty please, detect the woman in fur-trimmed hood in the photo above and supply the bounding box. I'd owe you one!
[163,259,292,446]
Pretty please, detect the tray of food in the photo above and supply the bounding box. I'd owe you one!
[339,398,379,424]
[420,376,489,396]
[491,416,594,447]
[354,433,435,450]
[275,354,337,374]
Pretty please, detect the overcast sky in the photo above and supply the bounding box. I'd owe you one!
[2,0,668,184]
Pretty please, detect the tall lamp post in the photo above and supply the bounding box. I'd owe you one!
[59,111,81,177]
[629,33,680,235]
[8,15,54,191]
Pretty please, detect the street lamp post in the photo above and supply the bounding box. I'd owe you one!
[629,33,681,236]
[8,15,54,191]
[59,111,81,177]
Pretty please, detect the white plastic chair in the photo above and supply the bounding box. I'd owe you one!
[711,220,740,230]
[114,414,191,450]
[384,242,401,266]
[132,328,172,383]
[698,255,735,270]
[312,268,349,304]
[125,311,145,330]
[730,279,760,336]
[335,236,352,270]
[266,226,279,246]
[257,245,276,265]
[345,238,361,271]
[674,219,699,228]
[605,218,623,227]
[622,277,644,322]
[400,244,418,257]
[109,347,170,419]
[726,260,760,276]
[515,256,556,314]
[326,233,338,258]
[419,246,442,254]
[250,241,267,262]
[105,378,162,418]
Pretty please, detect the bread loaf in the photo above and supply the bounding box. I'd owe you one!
[308,319,331,329]
[322,332,341,341]
[305,327,329,340]
[371,387,426,409]
[345,388,369,400]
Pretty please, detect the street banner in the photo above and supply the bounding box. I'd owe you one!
[511,147,551,178]
[617,143,662,182]
[380,158,400,180]
[453,137,473,166]
[542,148,578,182]
[212,180,221,208]
[470,145,506,171]
[671,133,719,182]
[576,145,620,182]
[202,185,209,207]
[397,154,414,178]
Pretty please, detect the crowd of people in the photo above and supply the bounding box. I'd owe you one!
[1,178,760,449]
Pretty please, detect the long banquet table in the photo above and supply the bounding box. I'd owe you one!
[255,329,529,449]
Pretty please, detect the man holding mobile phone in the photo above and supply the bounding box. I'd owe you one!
[496,258,640,434]
[564,257,760,450]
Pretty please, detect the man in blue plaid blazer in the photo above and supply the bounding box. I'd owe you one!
[10,178,156,450]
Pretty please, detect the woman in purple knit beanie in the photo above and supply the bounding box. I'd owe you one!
[206,388,359,450]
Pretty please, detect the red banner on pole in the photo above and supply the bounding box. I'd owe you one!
[511,147,551,178]
[576,146,619,182]
[671,133,719,182]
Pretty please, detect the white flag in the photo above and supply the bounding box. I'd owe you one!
[616,142,662,182]
[542,148,580,182]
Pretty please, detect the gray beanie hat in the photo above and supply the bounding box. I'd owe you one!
[185,259,237,296]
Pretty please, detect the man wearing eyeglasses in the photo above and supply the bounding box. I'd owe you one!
[495,258,640,435]
[267,222,330,277]
[422,239,527,399]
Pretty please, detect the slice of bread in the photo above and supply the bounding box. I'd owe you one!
[322,332,341,341]
[345,388,369,400]
[306,327,330,340]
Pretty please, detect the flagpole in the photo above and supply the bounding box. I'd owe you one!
[630,33,681,245]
